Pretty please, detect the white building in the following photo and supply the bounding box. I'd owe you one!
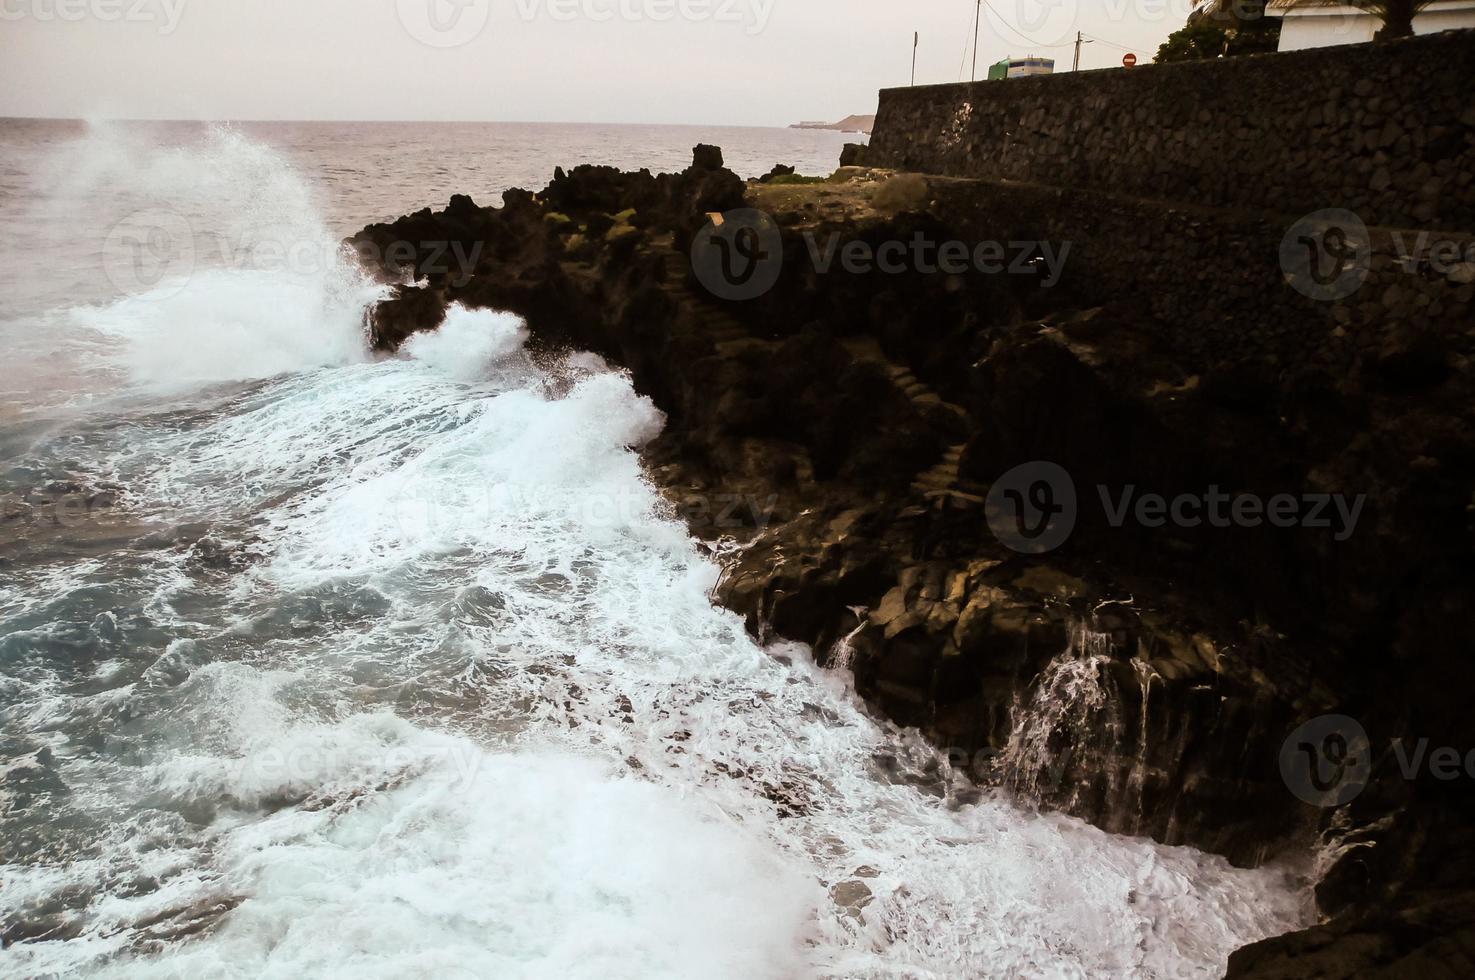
[1265,0,1475,51]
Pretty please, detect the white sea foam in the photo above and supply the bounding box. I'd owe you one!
[1,133,1312,978]
[403,304,531,381]
[4,690,815,980]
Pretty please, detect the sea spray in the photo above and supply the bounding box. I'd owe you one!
[9,122,386,404]
[826,609,869,674]
[999,623,1120,811]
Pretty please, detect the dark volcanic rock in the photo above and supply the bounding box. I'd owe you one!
[839,143,868,168]
[349,146,747,351]
[367,283,444,350]
[543,164,660,216]
[691,143,724,171]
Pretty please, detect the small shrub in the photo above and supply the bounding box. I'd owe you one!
[768,174,829,186]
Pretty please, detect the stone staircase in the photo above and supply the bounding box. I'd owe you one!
[837,337,964,414]
[653,247,981,505]
[652,247,774,354]
[833,337,982,506]
[910,442,965,495]
[882,360,941,407]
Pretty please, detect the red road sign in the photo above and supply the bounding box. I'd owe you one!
[1122,53,1138,67]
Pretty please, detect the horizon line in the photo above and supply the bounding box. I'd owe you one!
[0,114,870,131]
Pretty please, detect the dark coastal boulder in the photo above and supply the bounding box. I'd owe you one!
[543,164,660,216]
[366,284,443,350]
[1228,890,1475,978]
[660,149,746,244]
[539,147,742,230]
[691,143,724,171]
[446,192,480,218]
[347,184,567,349]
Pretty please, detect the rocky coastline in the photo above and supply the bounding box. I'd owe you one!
[349,146,1475,977]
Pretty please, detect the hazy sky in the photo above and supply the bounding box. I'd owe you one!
[1,0,1199,124]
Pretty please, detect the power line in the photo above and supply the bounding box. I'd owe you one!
[972,0,982,80]
[975,1,1141,58]
[978,0,1079,49]
[954,1,1139,79]
[1081,32,1139,53]
[958,1,977,81]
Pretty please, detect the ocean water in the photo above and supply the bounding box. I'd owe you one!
[0,119,1310,978]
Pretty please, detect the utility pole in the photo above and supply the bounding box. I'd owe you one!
[971,0,981,81]
[1072,31,1092,72]
[912,32,919,86]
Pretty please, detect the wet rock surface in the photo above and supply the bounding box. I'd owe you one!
[349,148,1475,975]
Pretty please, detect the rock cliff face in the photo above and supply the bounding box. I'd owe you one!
[349,147,1475,976]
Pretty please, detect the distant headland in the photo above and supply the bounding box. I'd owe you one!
[789,113,874,134]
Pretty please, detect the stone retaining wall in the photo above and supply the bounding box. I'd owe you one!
[867,30,1475,233]
[921,176,1475,377]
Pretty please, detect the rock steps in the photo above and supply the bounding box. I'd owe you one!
[653,250,975,499]
[909,443,984,504]
[839,337,962,413]
[837,340,977,500]
[627,252,978,501]
[654,250,766,350]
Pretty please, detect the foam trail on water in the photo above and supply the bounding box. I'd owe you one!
[5,682,814,980]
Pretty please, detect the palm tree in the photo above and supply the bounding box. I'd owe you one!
[1351,0,1435,37]
[1284,0,1435,39]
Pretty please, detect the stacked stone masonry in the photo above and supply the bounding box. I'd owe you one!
[867,30,1475,234]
